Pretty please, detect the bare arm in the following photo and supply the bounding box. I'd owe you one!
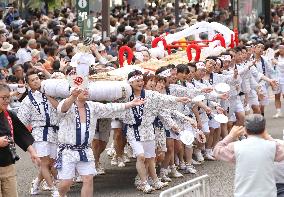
[46,96,59,109]
[60,95,77,113]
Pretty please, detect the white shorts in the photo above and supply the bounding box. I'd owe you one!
[57,161,97,180]
[208,118,220,129]
[248,90,259,107]
[33,141,57,159]
[94,119,111,143]
[201,121,210,133]
[111,119,122,129]
[165,129,180,140]
[229,97,244,117]
[129,140,156,158]
[259,86,269,106]
[229,113,237,122]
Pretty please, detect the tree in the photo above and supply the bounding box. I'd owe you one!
[27,0,63,13]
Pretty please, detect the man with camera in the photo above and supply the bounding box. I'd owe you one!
[0,83,40,197]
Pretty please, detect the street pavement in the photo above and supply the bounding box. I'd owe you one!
[16,102,283,197]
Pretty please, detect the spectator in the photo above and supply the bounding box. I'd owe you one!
[214,114,284,197]
[0,84,40,197]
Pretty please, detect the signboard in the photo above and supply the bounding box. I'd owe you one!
[83,16,93,38]
[76,0,89,36]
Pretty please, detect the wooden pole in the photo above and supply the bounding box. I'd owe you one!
[102,0,110,39]
[175,0,179,27]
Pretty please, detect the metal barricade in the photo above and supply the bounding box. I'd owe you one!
[160,174,210,197]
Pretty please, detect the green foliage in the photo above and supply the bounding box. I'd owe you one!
[27,0,63,11]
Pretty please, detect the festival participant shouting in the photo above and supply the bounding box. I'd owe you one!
[123,70,191,193]
[0,84,40,197]
[17,69,60,196]
[55,86,144,197]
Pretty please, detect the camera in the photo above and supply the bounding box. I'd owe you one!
[5,136,20,162]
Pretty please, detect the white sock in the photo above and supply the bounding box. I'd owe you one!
[277,108,281,113]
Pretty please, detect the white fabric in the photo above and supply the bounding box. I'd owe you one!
[94,119,111,143]
[57,161,97,180]
[17,90,58,143]
[33,141,57,159]
[16,48,31,64]
[234,136,277,197]
[111,119,122,129]
[56,100,126,163]
[129,140,156,158]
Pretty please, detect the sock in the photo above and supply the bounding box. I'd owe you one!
[261,112,264,116]
[277,108,281,113]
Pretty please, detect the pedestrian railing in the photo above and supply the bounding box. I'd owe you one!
[160,174,210,197]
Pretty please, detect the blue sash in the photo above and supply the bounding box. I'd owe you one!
[28,90,52,141]
[74,103,90,162]
[125,89,145,141]
[55,144,89,169]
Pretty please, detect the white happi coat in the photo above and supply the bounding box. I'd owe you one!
[18,90,58,143]
[122,90,177,142]
[57,100,126,162]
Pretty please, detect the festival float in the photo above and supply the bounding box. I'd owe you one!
[41,22,239,101]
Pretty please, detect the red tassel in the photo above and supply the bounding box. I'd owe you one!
[118,46,133,68]
[234,28,239,46]
[229,34,234,48]
[152,37,169,54]
[186,44,201,62]
[212,34,226,48]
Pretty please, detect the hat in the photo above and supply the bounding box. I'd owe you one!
[84,37,93,46]
[64,27,73,32]
[69,35,79,43]
[31,49,40,58]
[125,26,134,31]
[0,42,13,51]
[152,25,159,32]
[92,34,102,42]
[137,24,148,31]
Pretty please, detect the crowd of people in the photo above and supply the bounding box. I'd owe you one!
[1,1,284,197]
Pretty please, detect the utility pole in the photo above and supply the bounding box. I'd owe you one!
[102,0,110,39]
[233,0,239,30]
[175,0,179,27]
[263,0,271,33]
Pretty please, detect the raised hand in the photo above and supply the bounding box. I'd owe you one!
[229,126,245,140]
[71,87,82,98]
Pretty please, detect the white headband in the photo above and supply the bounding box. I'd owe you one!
[128,75,143,82]
[158,69,171,78]
[196,62,205,69]
[220,55,231,61]
[216,59,222,64]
